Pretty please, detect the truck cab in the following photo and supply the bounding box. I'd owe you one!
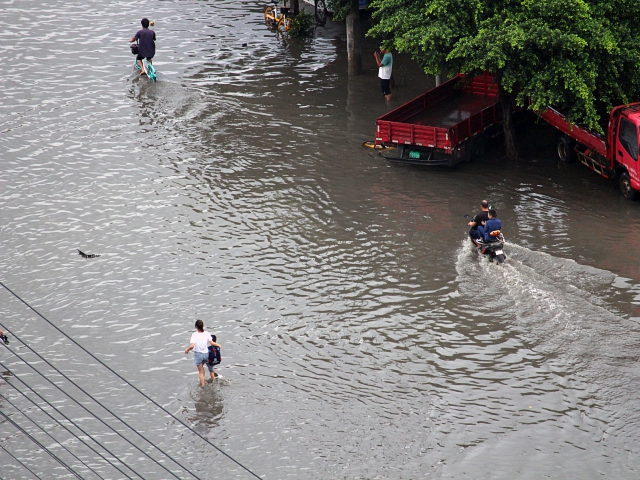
[541,102,640,200]
[608,104,640,199]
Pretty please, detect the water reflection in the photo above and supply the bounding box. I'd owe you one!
[188,381,226,431]
[513,189,572,253]
[370,184,452,234]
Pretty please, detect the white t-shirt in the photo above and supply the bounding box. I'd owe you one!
[190,331,212,353]
[378,52,393,80]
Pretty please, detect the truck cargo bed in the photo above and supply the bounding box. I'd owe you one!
[404,94,499,128]
[375,73,500,158]
[539,107,607,156]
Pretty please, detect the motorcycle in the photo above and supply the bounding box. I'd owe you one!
[472,231,506,264]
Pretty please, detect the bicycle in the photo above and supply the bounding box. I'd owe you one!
[135,57,157,82]
[130,40,157,82]
[264,0,292,32]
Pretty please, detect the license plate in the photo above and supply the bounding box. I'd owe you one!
[495,249,503,255]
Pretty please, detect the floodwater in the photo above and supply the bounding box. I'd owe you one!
[1,0,640,478]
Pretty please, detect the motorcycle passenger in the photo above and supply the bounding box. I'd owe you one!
[477,209,502,243]
[468,200,490,241]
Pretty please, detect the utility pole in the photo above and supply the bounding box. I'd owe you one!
[346,0,362,75]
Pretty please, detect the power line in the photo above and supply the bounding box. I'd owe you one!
[0,329,195,480]
[0,362,136,479]
[0,280,263,479]
[0,392,106,480]
[0,407,83,479]
[0,443,44,480]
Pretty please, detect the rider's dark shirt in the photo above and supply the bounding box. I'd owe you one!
[472,211,489,227]
[135,28,156,58]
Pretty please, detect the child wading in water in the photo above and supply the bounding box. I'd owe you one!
[207,334,222,381]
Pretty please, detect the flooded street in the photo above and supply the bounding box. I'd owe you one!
[1,0,640,478]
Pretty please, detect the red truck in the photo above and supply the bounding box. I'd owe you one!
[540,105,640,200]
[374,72,501,166]
[375,72,640,200]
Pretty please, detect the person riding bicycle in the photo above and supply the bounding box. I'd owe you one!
[130,18,156,75]
[477,209,502,243]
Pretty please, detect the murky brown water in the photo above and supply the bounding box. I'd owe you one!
[1,0,640,478]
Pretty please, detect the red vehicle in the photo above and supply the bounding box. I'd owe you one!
[374,73,501,166]
[540,105,640,200]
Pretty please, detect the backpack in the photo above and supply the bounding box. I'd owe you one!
[208,345,221,366]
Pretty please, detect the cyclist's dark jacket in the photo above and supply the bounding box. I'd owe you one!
[135,28,156,58]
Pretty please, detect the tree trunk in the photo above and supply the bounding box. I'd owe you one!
[346,0,362,76]
[290,0,299,14]
[499,84,518,160]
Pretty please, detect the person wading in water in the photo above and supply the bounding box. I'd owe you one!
[374,46,393,101]
[185,320,217,386]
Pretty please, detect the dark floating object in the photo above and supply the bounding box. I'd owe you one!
[0,333,8,345]
[242,43,247,47]
[78,249,100,259]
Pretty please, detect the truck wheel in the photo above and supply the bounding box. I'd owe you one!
[557,136,577,163]
[315,0,328,25]
[619,171,639,200]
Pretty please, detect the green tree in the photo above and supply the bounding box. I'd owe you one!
[368,0,640,159]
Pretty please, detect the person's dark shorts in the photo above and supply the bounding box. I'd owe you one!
[136,54,154,61]
[380,78,391,96]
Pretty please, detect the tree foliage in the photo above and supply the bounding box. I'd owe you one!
[368,0,640,134]
[326,0,352,21]
[287,10,315,36]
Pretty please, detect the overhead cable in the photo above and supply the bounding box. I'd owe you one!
[0,280,263,480]
[0,362,135,479]
[0,443,45,480]
[0,392,106,480]
[0,407,83,479]
[0,328,194,480]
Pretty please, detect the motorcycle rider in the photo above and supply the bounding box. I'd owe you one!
[468,200,490,242]
[477,209,502,243]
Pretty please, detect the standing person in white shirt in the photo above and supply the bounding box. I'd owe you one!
[374,46,393,101]
[184,320,217,386]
